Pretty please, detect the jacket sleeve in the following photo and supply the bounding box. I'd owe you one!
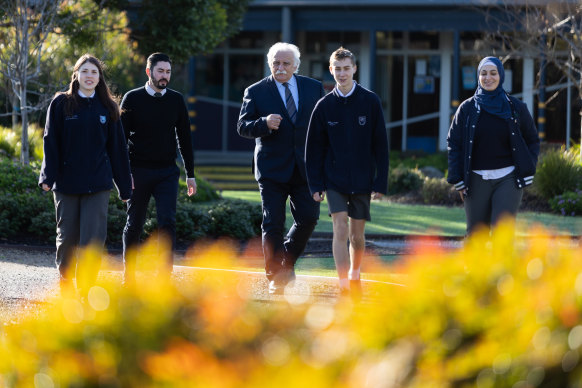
[447,102,466,191]
[120,93,132,142]
[305,102,327,195]
[38,95,63,189]
[107,119,133,200]
[237,86,271,139]
[175,95,195,178]
[518,101,540,166]
[371,97,389,194]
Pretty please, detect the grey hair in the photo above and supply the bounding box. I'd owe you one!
[267,42,301,73]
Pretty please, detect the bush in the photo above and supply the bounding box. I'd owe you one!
[0,157,261,245]
[390,150,448,173]
[175,202,212,241]
[534,147,582,200]
[549,190,582,216]
[207,199,262,240]
[3,222,582,387]
[0,159,54,240]
[388,166,424,194]
[421,177,462,205]
[178,175,221,203]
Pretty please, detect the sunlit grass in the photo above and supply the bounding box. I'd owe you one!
[2,220,582,387]
[223,190,582,236]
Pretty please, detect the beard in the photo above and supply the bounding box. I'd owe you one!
[151,76,169,90]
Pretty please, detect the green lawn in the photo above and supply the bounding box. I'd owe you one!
[223,190,582,236]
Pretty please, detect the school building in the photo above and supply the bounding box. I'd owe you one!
[188,0,579,160]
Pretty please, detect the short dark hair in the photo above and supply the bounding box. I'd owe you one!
[147,52,172,70]
[329,47,356,66]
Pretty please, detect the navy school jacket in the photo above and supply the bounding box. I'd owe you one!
[39,93,132,200]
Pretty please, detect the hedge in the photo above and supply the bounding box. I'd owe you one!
[0,157,261,244]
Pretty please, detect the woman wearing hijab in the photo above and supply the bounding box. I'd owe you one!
[447,56,540,235]
[39,54,132,294]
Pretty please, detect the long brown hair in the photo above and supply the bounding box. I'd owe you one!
[59,54,120,121]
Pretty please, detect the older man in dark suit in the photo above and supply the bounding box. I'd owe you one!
[238,42,325,294]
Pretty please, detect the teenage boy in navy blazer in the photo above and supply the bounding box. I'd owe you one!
[305,47,389,299]
[238,42,325,295]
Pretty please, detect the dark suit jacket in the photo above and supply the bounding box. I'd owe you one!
[237,74,325,183]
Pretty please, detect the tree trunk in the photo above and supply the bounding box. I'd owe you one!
[19,82,29,166]
[11,91,19,130]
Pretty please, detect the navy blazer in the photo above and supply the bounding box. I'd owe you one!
[237,74,325,183]
[447,94,540,192]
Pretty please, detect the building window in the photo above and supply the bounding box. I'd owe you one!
[376,31,403,50]
[195,55,224,100]
[229,31,266,49]
[409,32,439,50]
[229,55,264,103]
[304,31,361,54]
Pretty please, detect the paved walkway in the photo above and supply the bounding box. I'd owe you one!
[0,237,469,321]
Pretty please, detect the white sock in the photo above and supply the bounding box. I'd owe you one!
[339,278,349,290]
[348,269,360,281]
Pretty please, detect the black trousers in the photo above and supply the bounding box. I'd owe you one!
[258,168,320,281]
[122,165,179,279]
[464,171,523,235]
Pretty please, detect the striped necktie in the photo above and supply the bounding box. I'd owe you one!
[283,82,297,124]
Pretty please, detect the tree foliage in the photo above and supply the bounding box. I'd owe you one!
[99,0,251,63]
[0,0,142,164]
[481,1,582,153]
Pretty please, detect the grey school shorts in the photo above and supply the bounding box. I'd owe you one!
[326,189,371,221]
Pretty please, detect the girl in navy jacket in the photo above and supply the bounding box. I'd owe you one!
[39,54,132,294]
[447,56,539,236]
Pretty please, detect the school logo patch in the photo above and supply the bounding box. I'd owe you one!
[100,115,107,124]
[358,116,366,126]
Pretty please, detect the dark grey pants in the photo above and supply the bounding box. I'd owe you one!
[464,171,523,235]
[54,190,110,282]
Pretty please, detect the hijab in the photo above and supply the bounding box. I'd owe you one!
[474,56,512,120]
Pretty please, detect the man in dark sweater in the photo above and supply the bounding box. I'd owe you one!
[121,52,196,284]
[305,47,389,298]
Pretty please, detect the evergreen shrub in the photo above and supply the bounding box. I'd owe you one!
[421,177,462,205]
[549,190,582,216]
[534,147,582,200]
[388,166,424,194]
[208,199,262,240]
[0,157,261,244]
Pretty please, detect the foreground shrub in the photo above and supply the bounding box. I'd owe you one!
[2,222,582,387]
[549,190,582,216]
[388,166,424,194]
[421,177,462,205]
[534,147,582,200]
